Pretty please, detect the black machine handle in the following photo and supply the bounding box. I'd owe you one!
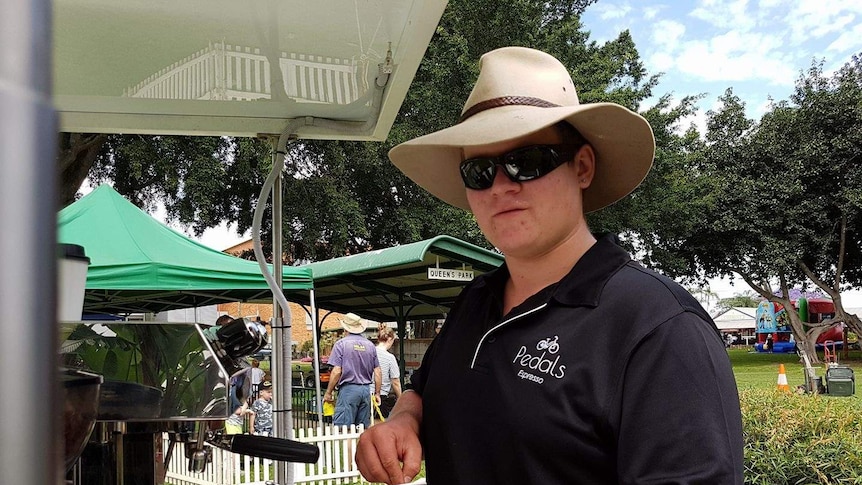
[205,317,269,374]
[216,317,268,358]
[208,434,320,463]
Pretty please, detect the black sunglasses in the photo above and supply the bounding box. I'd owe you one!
[459,144,579,190]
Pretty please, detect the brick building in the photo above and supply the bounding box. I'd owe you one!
[217,239,344,355]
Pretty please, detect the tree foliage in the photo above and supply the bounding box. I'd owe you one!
[56,5,862,358]
[53,2,862,369]
[588,92,705,260]
[62,0,675,263]
[635,55,862,364]
[716,292,762,312]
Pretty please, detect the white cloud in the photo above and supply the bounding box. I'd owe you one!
[784,1,862,44]
[591,1,633,20]
[826,21,862,52]
[757,0,783,9]
[746,97,774,120]
[675,43,798,86]
[586,0,861,128]
[643,5,663,20]
[644,19,685,75]
[649,51,677,72]
[690,0,757,31]
[650,22,795,87]
[651,19,686,47]
[711,30,785,59]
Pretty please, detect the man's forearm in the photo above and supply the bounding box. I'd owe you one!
[391,378,402,398]
[389,389,422,431]
[325,367,342,394]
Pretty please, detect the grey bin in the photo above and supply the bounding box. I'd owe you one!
[825,366,855,396]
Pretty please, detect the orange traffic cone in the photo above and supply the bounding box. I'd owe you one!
[776,363,790,392]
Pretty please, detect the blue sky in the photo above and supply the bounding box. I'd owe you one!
[581,0,862,306]
[581,0,862,133]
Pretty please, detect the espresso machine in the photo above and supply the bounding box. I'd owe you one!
[60,317,319,485]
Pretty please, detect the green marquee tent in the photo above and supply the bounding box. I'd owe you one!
[285,236,504,322]
[58,185,312,314]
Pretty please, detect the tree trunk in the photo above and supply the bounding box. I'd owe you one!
[800,329,822,365]
[845,313,862,341]
[771,295,823,366]
[831,294,862,340]
[57,132,108,207]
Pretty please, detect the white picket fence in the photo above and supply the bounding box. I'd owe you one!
[165,425,365,485]
[125,41,360,105]
[294,425,365,484]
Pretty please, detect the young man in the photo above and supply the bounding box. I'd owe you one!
[355,47,744,484]
[324,313,382,428]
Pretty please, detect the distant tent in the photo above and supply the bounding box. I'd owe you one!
[712,307,757,332]
[58,185,312,314]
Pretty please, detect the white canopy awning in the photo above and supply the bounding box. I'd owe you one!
[712,307,757,331]
[53,0,447,140]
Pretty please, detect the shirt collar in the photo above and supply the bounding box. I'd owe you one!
[552,233,631,307]
[476,233,631,308]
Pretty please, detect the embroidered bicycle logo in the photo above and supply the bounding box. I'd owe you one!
[536,335,559,354]
[513,335,567,383]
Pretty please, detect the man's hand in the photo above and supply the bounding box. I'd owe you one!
[356,391,423,485]
[324,366,342,403]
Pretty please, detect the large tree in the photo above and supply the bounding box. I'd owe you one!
[636,56,862,364]
[788,56,862,341]
[587,92,705,257]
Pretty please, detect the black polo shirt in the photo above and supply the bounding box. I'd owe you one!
[411,235,743,484]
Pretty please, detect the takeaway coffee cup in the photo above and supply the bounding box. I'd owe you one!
[58,243,89,321]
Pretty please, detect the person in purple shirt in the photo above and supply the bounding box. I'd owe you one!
[324,313,382,427]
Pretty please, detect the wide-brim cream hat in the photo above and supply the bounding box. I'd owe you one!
[341,313,367,334]
[389,46,655,213]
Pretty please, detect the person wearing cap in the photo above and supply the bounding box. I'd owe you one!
[355,47,743,485]
[250,379,273,436]
[324,313,382,428]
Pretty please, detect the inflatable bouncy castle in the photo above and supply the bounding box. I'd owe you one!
[754,297,841,353]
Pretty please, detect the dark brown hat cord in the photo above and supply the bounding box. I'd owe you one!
[458,96,561,123]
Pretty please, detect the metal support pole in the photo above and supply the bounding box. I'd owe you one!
[269,140,294,485]
[397,294,407,375]
[309,290,325,438]
[1,0,61,483]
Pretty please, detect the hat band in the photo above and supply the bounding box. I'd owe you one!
[458,96,561,123]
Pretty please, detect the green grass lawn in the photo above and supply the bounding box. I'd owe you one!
[729,347,861,401]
